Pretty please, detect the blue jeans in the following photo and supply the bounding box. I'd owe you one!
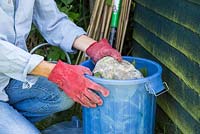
[0,77,74,134]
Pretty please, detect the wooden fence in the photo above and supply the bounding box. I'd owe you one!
[132,0,200,133]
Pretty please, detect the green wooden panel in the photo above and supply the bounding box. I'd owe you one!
[134,3,200,65]
[130,43,200,133]
[131,1,200,133]
[156,106,183,134]
[132,22,200,94]
[158,93,200,134]
[135,0,200,35]
[132,41,200,122]
[187,0,200,5]
[162,68,200,121]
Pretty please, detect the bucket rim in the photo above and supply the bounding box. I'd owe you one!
[82,56,162,85]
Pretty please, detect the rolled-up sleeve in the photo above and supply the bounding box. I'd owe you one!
[33,0,86,53]
[0,40,44,82]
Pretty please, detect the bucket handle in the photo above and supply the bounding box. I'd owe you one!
[30,43,72,64]
[145,82,169,96]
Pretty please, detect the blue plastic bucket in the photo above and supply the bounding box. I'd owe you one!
[81,56,166,134]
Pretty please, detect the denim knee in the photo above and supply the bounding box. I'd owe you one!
[55,91,75,111]
[6,77,75,122]
[26,77,75,114]
[36,77,75,112]
[28,92,75,123]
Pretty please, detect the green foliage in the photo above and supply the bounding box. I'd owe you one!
[46,47,66,61]
[55,0,90,28]
[56,0,80,22]
[94,72,102,78]
[61,0,73,6]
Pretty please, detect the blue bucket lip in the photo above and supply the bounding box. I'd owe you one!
[83,56,162,85]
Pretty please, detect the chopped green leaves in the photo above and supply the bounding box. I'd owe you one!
[132,60,136,66]
[139,68,148,77]
[132,60,147,77]
[94,72,102,78]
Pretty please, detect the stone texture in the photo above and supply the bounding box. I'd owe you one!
[93,57,143,80]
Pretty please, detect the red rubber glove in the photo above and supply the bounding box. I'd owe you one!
[48,60,109,108]
[86,39,122,62]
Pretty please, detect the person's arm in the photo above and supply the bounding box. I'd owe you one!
[72,35,96,52]
[0,39,44,81]
[33,0,86,53]
[73,35,122,62]
[30,61,55,78]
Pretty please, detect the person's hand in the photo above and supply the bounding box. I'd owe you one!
[48,60,109,108]
[86,39,122,62]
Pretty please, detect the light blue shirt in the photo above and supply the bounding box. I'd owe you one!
[0,0,86,101]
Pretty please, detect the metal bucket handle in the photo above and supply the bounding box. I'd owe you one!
[30,43,72,64]
[145,81,169,96]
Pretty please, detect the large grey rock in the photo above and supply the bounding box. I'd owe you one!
[93,57,143,80]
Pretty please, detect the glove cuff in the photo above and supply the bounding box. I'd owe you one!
[86,39,111,62]
[48,60,66,88]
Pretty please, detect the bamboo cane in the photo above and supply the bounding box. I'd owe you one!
[76,0,112,64]
[88,0,101,36]
[75,0,132,64]
[76,0,101,64]
[115,0,126,51]
[119,0,132,53]
[89,0,95,14]
[100,5,108,39]
[93,0,105,39]
[104,2,113,38]
[120,0,129,50]
[119,0,129,50]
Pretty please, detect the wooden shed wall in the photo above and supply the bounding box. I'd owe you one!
[132,0,200,133]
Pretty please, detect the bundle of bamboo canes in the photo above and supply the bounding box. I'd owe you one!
[75,0,132,65]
